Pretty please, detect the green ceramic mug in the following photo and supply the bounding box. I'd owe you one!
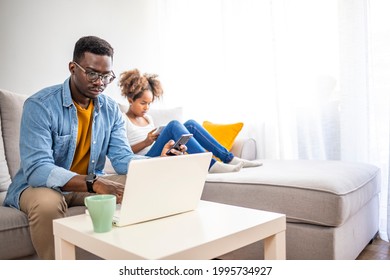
[84,194,116,233]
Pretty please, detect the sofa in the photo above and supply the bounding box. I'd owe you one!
[0,88,256,260]
[0,88,381,260]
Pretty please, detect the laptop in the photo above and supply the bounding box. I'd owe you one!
[112,152,212,227]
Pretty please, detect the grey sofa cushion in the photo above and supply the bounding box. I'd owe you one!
[0,205,87,260]
[0,206,35,259]
[0,89,27,178]
[204,159,380,227]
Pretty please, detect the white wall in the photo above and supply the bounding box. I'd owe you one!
[0,0,160,103]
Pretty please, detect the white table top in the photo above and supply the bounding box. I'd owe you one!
[53,200,286,260]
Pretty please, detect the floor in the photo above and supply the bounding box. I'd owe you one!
[356,235,390,260]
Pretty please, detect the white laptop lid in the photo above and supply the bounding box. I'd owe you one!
[113,152,212,227]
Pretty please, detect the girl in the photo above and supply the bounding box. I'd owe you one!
[118,69,261,173]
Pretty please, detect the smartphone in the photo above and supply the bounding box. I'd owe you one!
[166,133,193,156]
[153,126,165,135]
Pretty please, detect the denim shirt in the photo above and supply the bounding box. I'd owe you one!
[3,78,145,209]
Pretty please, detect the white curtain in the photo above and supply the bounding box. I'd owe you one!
[156,0,390,241]
[368,0,390,242]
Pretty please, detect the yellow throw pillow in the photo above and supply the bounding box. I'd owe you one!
[202,121,244,151]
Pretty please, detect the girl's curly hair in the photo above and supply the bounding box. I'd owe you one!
[119,69,163,101]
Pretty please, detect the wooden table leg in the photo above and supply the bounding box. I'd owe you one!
[264,230,286,260]
[54,235,76,260]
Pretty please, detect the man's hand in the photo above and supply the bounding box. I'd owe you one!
[91,177,124,204]
[62,175,125,203]
[161,140,187,156]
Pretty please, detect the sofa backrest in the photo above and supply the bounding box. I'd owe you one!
[0,89,27,178]
[118,103,183,127]
[0,89,28,204]
[0,115,11,204]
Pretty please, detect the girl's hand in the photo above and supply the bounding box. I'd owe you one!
[161,140,187,157]
[145,129,159,146]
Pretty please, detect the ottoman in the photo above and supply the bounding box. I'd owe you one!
[201,159,381,259]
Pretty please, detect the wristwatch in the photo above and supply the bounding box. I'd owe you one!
[86,174,97,193]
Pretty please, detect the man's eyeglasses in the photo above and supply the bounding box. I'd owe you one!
[73,61,116,84]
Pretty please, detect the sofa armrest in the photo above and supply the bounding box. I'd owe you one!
[230,138,257,160]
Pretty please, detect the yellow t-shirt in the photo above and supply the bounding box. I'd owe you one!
[70,100,94,175]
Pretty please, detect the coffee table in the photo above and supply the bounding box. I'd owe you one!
[53,200,286,260]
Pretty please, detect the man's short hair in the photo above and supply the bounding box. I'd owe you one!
[73,36,114,62]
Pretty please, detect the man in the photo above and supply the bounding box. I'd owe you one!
[3,36,182,259]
